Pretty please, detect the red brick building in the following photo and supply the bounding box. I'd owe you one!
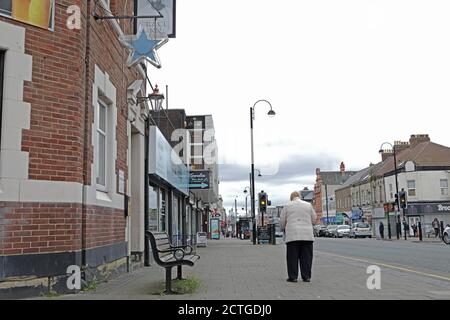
[314,162,356,223]
[0,1,150,297]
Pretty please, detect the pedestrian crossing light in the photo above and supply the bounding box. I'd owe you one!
[399,191,407,209]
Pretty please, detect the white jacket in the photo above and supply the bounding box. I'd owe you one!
[280,198,316,242]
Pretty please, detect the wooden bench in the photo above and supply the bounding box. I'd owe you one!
[146,231,200,294]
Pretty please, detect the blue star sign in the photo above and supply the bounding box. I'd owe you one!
[120,27,168,68]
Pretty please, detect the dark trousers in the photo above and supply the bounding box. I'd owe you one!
[435,228,440,237]
[286,241,313,280]
[380,229,384,239]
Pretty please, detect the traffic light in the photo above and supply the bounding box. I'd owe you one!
[399,191,407,209]
[259,192,268,213]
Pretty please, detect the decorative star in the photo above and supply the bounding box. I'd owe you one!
[119,26,168,68]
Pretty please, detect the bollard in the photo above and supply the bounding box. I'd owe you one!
[440,221,445,239]
[418,221,423,241]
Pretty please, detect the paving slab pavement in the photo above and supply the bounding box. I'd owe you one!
[37,238,450,300]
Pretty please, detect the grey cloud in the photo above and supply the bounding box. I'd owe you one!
[219,153,340,184]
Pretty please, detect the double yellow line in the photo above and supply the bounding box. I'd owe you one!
[317,250,450,282]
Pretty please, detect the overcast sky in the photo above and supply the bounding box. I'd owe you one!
[149,0,450,212]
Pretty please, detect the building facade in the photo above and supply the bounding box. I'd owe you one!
[0,0,152,297]
[314,162,356,224]
[186,115,220,239]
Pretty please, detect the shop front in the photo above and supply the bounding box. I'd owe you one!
[406,202,450,235]
[147,126,189,251]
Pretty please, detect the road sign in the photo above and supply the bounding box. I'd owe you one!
[189,170,210,189]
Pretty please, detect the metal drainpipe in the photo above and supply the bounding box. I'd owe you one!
[81,0,92,272]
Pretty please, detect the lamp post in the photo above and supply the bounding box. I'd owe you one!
[250,100,276,245]
[143,84,165,266]
[243,187,250,218]
[379,142,398,240]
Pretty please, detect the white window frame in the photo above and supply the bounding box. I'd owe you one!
[440,179,448,196]
[407,180,416,197]
[96,99,108,192]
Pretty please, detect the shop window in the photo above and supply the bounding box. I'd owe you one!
[0,50,4,152]
[441,179,448,196]
[407,180,416,197]
[159,189,167,231]
[148,186,158,231]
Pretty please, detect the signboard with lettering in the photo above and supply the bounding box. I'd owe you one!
[135,0,176,38]
[210,219,220,240]
[258,227,271,244]
[189,170,210,189]
[407,203,450,215]
[148,126,189,195]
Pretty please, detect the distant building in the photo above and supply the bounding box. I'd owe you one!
[314,162,357,224]
[335,134,450,237]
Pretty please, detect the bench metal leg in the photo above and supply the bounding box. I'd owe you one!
[164,267,180,295]
[176,265,184,280]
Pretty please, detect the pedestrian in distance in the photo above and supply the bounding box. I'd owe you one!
[403,220,409,238]
[379,221,384,239]
[280,191,316,283]
[432,218,440,238]
[412,224,418,237]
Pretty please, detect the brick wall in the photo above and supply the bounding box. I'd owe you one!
[0,202,82,256]
[85,0,140,188]
[5,0,87,183]
[83,205,126,250]
[0,0,139,271]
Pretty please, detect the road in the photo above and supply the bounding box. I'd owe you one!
[315,237,450,278]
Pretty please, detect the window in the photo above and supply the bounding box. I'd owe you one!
[389,184,393,199]
[407,180,416,197]
[441,179,448,196]
[96,100,107,189]
[0,51,4,152]
[379,186,383,203]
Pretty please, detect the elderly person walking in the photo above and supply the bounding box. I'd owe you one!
[280,191,317,283]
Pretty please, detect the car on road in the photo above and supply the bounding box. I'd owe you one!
[443,225,450,245]
[275,225,284,238]
[325,225,339,237]
[314,224,327,237]
[350,222,372,238]
[334,225,351,238]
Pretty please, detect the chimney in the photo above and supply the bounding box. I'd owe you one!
[393,141,410,153]
[316,168,320,176]
[409,134,430,148]
[381,149,393,161]
[340,162,345,173]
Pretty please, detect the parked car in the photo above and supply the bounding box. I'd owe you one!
[275,225,284,238]
[325,225,339,237]
[335,225,351,238]
[314,224,327,237]
[443,225,450,245]
[350,222,372,238]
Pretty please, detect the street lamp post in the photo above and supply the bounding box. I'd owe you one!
[250,100,276,245]
[379,142,399,240]
[325,184,329,225]
[243,187,250,218]
[234,196,238,238]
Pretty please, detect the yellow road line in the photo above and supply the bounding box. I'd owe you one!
[316,250,450,282]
